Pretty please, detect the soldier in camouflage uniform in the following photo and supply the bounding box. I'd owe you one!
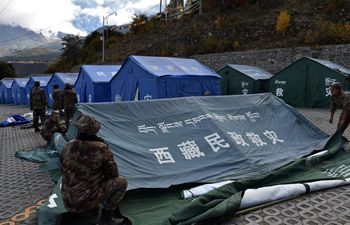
[40,111,66,141]
[30,81,47,132]
[329,82,350,134]
[61,83,77,126]
[60,114,127,225]
[52,84,62,111]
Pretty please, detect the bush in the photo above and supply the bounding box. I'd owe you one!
[276,10,290,34]
[317,19,350,43]
[232,40,240,49]
[215,16,223,30]
[325,0,348,15]
[205,37,219,52]
[304,29,320,45]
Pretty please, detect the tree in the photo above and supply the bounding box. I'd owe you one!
[61,34,84,67]
[0,61,16,79]
[276,10,290,34]
[276,10,290,45]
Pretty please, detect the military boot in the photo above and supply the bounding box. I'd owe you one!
[100,209,124,225]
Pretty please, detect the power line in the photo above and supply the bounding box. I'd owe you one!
[0,0,14,17]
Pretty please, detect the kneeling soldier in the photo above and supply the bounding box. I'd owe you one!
[60,114,127,225]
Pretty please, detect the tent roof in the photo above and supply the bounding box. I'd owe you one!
[29,76,52,87]
[127,55,220,78]
[226,64,273,80]
[80,65,121,82]
[1,79,13,88]
[13,78,30,88]
[53,73,79,85]
[307,57,350,76]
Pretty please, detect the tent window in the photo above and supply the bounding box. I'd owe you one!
[134,82,140,101]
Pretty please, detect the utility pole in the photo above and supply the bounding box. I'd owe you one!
[160,0,162,14]
[102,16,105,62]
[102,12,117,62]
[165,0,168,21]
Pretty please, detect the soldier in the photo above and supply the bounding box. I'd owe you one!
[40,111,66,141]
[329,82,350,134]
[60,114,127,225]
[61,83,77,126]
[30,81,47,132]
[52,84,62,111]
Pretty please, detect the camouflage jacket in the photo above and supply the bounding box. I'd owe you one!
[52,89,62,110]
[60,138,119,212]
[30,87,47,110]
[330,91,350,113]
[40,119,66,141]
[61,89,77,109]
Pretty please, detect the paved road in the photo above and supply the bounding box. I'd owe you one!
[0,104,349,225]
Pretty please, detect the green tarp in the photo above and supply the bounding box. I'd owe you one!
[61,93,330,190]
[38,132,349,225]
[34,93,348,225]
[16,133,66,181]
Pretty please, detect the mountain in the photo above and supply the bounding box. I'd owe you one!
[1,46,62,63]
[0,24,62,60]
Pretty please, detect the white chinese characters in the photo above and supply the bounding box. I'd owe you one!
[204,133,230,152]
[149,129,285,165]
[263,130,284,144]
[149,147,175,164]
[276,88,284,97]
[177,141,205,160]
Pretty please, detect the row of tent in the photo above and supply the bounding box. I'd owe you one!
[221,57,350,108]
[0,56,221,107]
[1,55,350,108]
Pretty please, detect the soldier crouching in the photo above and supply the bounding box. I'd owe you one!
[40,111,66,142]
[60,114,127,225]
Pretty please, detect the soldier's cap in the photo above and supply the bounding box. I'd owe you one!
[51,110,59,115]
[75,114,101,135]
[53,84,59,89]
[64,83,71,89]
[34,81,40,86]
[330,82,342,90]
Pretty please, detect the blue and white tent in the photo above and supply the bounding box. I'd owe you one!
[46,73,78,107]
[75,65,121,103]
[110,55,221,102]
[11,78,30,105]
[0,79,14,104]
[25,75,51,105]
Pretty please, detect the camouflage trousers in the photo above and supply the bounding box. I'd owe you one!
[337,111,350,134]
[67,176,127,213]
[33,108,45,128]
[102,176,128,211]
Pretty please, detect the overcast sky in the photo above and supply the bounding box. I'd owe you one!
[0,0,165,35]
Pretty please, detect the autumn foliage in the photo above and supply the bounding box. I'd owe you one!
[276,10,290,34]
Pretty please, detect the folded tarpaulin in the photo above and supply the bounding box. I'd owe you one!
[0,114,31,127]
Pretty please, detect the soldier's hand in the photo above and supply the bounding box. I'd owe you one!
[329,118,333,123]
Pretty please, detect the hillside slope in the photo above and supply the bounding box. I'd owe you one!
[47,0,350,72]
